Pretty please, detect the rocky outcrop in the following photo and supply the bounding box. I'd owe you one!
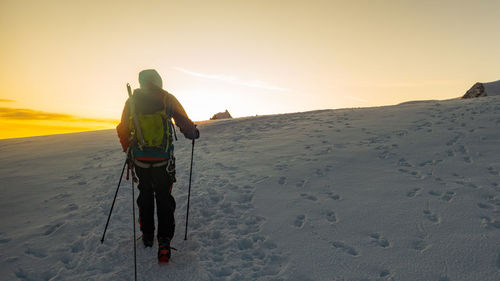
[463,80,500,99]
[210,110,233,120]
[463,82,486,98]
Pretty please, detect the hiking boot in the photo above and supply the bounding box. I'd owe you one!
[142,232,154,248]
[157,237,171,263]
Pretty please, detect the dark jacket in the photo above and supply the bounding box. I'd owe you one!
[117,87,198,153]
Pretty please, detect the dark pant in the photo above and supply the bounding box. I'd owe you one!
[135,165,176,240]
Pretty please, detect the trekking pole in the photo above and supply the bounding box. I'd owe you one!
[131,169,138,281]
[184,138,195,240]
[101,84,135,244]
[101,158,128,244]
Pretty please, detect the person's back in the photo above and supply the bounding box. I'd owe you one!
[117,70,198,155]
[116,69,199,263]
[132,88,165,115]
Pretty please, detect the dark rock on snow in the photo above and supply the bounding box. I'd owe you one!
[463,80,500,99]
[210,110,233,120]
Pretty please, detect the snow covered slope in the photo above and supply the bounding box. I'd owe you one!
[1,96,500,281]
[484,80,500,96]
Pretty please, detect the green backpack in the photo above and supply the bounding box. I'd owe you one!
[128,92,175,161]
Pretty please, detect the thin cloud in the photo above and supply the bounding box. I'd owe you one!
[0,107,118,123]
[0,99,15,103]
[174,67,290,92]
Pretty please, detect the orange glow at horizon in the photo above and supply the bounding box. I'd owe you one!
[0,106,118,139]
[0,120,117,139]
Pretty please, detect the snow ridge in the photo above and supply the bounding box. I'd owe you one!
[1,96,500,280]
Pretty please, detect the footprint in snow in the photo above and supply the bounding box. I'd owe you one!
[63,203,79,212]
[25,247,47,258]
[274,163,289,171]
[278,176,287,185]
[441,191,455,202]
[379,269,392,278]
[331,241,359,257]
[464,156,473,164]
[398,168,421,178]
[423,209,440,224]
[325,191,341,200]
[0,237,11,244]
[294,215,306,228]
[411,239,429,252]
[428,190,442,197]
[300,193,318,201]
[369,233,390,248]
[407,188,422,198]
[396,158,410,166]
[418,159,443,167]
[315,168,324,176]
[325,211,338,223]
[477,202,494,210]
[411,225,430,252]
[488,167,499,176]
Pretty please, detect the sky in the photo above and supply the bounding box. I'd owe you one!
[1,0,499,139]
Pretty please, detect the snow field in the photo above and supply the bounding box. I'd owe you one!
[0,96,500,280]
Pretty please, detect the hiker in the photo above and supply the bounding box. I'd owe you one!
[116,69,199,262]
